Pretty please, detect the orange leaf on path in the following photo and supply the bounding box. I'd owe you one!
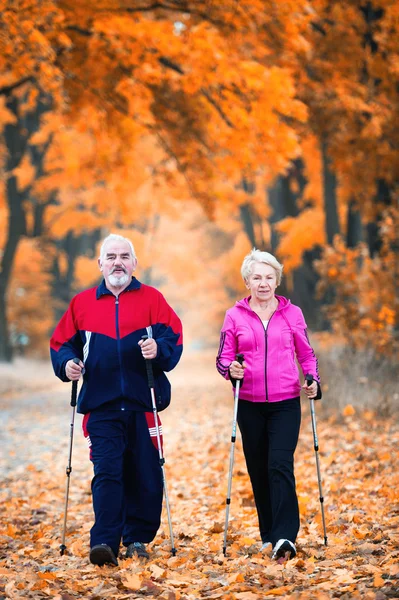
[6,524,17,537]
[373,573,385,587]
[227,572,246,583]
[38,571,57,580]
[342,404,355,416]
[150,563,166,579]
[122,573,142,590]
[263,586,292,596]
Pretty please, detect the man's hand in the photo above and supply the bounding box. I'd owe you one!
[138,337,158,360]
[65,359,84,381]
[229,360,245,380]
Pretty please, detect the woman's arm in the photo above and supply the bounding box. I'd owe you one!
[293,309,320,383]
[216,313,238,380]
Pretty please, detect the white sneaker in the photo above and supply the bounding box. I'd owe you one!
[271,539,296,560]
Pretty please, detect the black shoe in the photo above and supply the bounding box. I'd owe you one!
[90,544,118,566]
[125,542,149,559]
[271,539,296,561]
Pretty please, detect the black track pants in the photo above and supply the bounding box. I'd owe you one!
[237,398,301,546]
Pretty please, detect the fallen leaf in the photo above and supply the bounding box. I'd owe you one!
[342,404,356,416]
[122,573,142,591]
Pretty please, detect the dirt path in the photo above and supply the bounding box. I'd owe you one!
[1,353,398,599]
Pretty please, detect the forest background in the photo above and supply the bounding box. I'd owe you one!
[1,0,399,412]
[1,2,399,599]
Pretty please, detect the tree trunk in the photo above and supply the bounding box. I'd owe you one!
[268,159,303,252]
[0,96,29,361]
[0,90,49,361]
[346,199,363,248]
[238,178,262,248]
[321,140,340,244]
[239,203,257,247]
[50,230,103,322]
[0,285,13,361]
[267,160,324,328]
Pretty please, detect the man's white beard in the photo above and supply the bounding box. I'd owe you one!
[108,273,129,287]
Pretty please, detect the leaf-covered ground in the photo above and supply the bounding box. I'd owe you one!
[1,354,398,599]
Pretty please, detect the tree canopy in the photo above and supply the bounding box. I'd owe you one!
[0,0,398,359]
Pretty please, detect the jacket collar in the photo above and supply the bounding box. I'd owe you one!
[96,277,141,299]
[236,294,290,312]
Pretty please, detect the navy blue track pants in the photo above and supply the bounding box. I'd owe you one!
[237,397,301,546]
[82,409,163,556]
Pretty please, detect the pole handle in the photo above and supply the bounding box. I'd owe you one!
[236,353,244,365]
[141,335,155,388]
[234,353,244,388]
[70,358,80,407]
[305,373,322,400]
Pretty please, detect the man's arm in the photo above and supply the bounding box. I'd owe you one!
[147,292,183,372]
[50,297,84,381]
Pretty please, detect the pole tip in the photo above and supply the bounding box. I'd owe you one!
[60,544,66,556]
[171,548,177,556]
[222,547,227,556]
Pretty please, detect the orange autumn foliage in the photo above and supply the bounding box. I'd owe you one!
[0,0,399,361]
[294,0,399,215]
[315,207,399,356]
[7,239,53,354]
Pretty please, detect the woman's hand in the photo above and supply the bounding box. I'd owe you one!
[302,379,318,399]
[229,360,245,379]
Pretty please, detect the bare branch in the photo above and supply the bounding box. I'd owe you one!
[201,89,234,128]
[159,56,184,75]
[65,25,92,36]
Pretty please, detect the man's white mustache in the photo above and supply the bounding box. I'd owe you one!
[110,266,127,274]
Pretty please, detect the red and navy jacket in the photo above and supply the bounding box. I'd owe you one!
[50,277,183,414]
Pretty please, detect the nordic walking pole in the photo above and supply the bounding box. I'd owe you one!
[60,357,81,556]
[305,373,328,546]
[223,353,244,556]
[141,335,176,556]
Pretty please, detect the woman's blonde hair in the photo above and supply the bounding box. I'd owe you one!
[241,248,283,285]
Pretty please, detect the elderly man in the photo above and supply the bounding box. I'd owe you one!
[50,233,183,566]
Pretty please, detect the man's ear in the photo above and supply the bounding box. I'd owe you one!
[132,258,138,271]
[98,258,103,271]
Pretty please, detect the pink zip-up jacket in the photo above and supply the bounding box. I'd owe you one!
[216,295,320,403]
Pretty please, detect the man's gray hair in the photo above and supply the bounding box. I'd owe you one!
[241,248,283,285]
[99,233,137,261]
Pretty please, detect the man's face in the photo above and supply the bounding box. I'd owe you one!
[98,240,137,290]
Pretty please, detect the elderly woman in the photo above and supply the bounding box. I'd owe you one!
[216,248,321,561]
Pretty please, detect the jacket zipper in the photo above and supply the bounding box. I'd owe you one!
[115,296,126,404]
[253,311,276,402]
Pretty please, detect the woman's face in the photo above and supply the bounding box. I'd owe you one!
[246,262,278,303]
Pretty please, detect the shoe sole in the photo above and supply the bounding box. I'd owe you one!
[90,546,118,566]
